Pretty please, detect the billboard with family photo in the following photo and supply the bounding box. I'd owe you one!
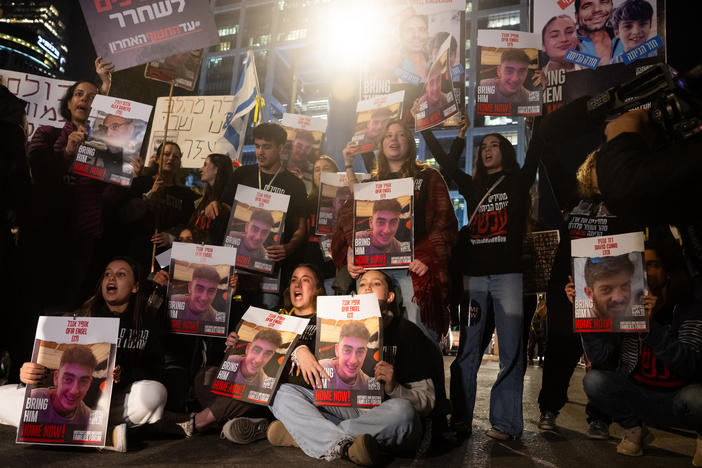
[281,113,328,191]
[224,185,290,275]
[166,242,236,337]
[476,30,542,117]
[533,0,665,113]
[316,172,371,236]
[360,0,465,128]
[315,294,383,408]
[353,178,414,269]
[210,307,310,405]
[571,231,648,333]
[16,316,118,447]
[71,94,152,187]
[350,91,404,155]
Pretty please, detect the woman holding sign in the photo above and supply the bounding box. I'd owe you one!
[423,115,539,440]
[188,153,235,245]
[335,120,458,345]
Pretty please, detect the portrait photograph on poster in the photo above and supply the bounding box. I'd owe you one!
[353,178,414,269]
[315,294,383,408]
[224,185,290,275]
[414,36,459,130]
[17,317,118,447]
[571,232,648,333]
[350,91,404,155]
[210,307,309,405]
[316,171,371,236]
[166,243,236,337]
[71,94,152,187]
[280,113,328,191]
[144,49,204,91]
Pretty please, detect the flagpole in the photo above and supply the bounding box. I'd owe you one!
[151,81,175,273]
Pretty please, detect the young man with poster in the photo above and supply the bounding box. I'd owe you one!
[575,0,624,66]
[354,199,404,257]
[318,322,371,391]
[28,345,97,427]
[581,239,702,464]
[225,329,283,388]
[230,123,307,307]
[172,265,221,323]
[268,270,440,466]
[480,49,532,106]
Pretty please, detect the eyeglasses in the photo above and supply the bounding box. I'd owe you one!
[100,121,132,132]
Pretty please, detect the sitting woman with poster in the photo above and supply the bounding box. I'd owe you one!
[0,257,168,452]
[422,115,539,440]
[334,120,457,346]
[188,153,235,245]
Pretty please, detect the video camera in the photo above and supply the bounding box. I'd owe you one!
[586,63,702,145]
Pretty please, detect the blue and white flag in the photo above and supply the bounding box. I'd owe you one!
[215,51,261,162]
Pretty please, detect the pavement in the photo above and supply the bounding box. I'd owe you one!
[1,357,698,467]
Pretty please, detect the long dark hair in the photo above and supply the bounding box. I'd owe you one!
[309,155,339,201]
[200,153,233,207]
[282,263,326,312]
[80,257,149,329]
[59,80,98,122]
[373,119,426,180]
[473,133,519,184]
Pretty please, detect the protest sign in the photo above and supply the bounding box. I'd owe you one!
[224,185,290,275]
[353,178,414,269]
[315,294,383,408]
[476,29,542,117]
[522,230,561,294]
[316,172,371,236]
[280,113,328,190]
[144,48,204,90]
[166,242,236,337]
[350,91,404,155]
[78,0,218,71]
[571,232,648,333]
[0,69,72,139]
[71,94,152,186]
[415,36,460,130]
[17,316,118,447]
[210,307,309,405]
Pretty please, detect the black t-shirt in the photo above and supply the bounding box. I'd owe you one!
[383,315,440,393]
[231,165,307,245]
[130,176,198,232]
[303,195,335,279]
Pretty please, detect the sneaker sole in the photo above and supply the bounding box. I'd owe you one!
[537,423,556,431]
[223,418,268,444]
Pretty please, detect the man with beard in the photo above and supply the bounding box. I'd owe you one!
[583,254,635,319]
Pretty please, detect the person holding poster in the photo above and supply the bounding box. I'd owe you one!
[535,150,638,436]
[415,37,458,131]
[336,120,457,347]
[188,153,235,245]
[229,122,307,309]
[581,238,702,463]
[268,270,440,465]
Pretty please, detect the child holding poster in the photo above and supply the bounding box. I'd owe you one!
[571,232,648,332]
[476,30,542,117]
[71,94,152,186]
[166,243,236,337]
[224,185,290,275]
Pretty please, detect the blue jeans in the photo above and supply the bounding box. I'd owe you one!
[270,384,421,460]
[450,273,525,435]
[584,369,702,434]
[384,269,439,345]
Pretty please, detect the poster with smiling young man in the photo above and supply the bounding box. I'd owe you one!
[210,307,309,405]
[414,36,459,131]
[476,29,542,117]
[166,242,236,337]
[17,317,118,447]
[353,178,414,269]
[315,294,383,408]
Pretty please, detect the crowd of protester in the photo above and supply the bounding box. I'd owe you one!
[0,56,700,467]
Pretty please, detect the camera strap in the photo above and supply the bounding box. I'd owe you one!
[467,175,505,227]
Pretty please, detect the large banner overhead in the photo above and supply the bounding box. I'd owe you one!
[79,0,219,71]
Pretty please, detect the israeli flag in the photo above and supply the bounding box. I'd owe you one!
[213,51,259,162]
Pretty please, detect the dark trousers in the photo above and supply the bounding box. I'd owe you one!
[584,369,702,434]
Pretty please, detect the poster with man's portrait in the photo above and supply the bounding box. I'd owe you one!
[281,113,328,192]
[476,30,542,117]
[359,0,465,128]
[17,316,119,447]
[71,95,153,187]
[210,307,309,405]
[350,91,405,155]
[353,178,414,269]
[315,294,383,408]
[533,0,665,113]
[571,231,648,333]
[144,49,204,91]
[167,242,236,337]
[224,185,290,275]
[316,172,371,236]
[415,36,459,130]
